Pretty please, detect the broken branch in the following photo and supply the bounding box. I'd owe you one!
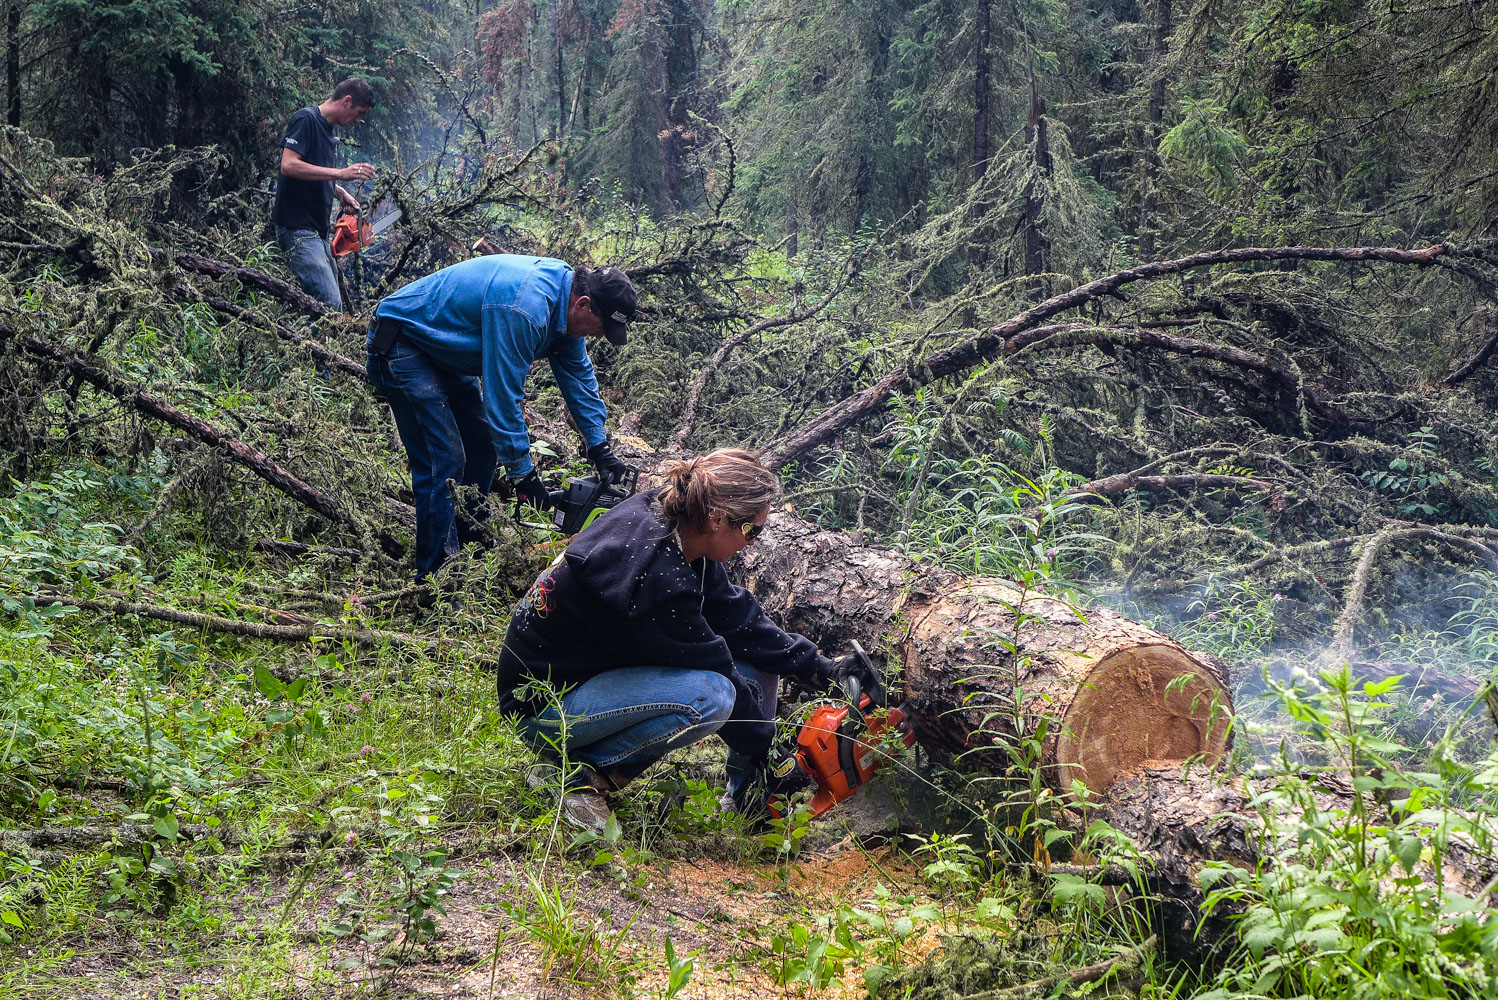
[3,323,373,531]
[156,249,332,318]
[672,215,902,450]
[1065,471,1277,503]
[30,586,466,662]
[765,244,1449,464]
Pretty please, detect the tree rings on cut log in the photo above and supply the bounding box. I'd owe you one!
[1057,642,1231,790]
[898,581,1233,792]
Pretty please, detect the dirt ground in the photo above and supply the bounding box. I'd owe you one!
[319,838,939,999]
[33,832,947,999]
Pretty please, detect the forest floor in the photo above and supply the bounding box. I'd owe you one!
[31,826,939,998]
[0,553,984,1000]
[4,482,1495,1000]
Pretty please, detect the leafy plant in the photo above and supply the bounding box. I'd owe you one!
[906,832,981,895]
[761,797,815,866]
[1201,669,1498,999]
[251,663,328,752]
[329,779,464,960]
[659,934,696,1000]
[762,917,854,989]
[1175,580,1283,658]
[1361,427,1452,518]
[500,874,639,988]
[0,470,142,586]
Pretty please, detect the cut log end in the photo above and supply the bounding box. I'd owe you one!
[899,581,1232,793]
[736,511,1234,795]
[1056,643,1233,792]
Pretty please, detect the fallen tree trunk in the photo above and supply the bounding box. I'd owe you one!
[1096,762,1498,960]
[4,325,411,537]
[157,249,332,319]
[7,326,357,528]
[738,509,1234,791]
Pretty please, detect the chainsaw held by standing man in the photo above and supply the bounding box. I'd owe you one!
[272,77,377,313]
[497,449,880,832]
[365,254,639,579]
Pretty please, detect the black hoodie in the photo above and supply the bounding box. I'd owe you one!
[497,489,831,717]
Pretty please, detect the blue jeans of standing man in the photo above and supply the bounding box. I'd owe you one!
[515,665,780,787]
[276,226,343,312]
[366,340,496,579]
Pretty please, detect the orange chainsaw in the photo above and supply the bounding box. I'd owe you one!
[769,641,916,820]
[331,208,401,257]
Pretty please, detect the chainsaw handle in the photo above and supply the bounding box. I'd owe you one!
[848,640,888,707]
[841,674,863,710]
[512,487,567,531]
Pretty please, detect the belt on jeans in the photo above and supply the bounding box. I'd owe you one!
[368,315,412,356]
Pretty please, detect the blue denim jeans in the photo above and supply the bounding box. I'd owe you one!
[276,226,343,311]
[366,341,496,578]
[516,665,780,786]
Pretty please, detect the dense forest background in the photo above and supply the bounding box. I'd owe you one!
[2,0,1498,996]
[12,0,1498,247]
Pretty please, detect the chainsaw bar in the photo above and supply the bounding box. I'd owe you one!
[369,209,401,236]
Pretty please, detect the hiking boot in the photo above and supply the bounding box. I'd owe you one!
[526,761,563,790]
[528,760,622,792]
[527,760,620,833]
[720,749,812,817]
[560,787,613,833]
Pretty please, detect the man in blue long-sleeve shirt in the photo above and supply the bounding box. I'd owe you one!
[366,255,638,578]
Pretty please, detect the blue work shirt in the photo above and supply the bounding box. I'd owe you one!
[372,255,608,477]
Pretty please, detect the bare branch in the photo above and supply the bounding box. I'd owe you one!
[1065,471,1278,502]
[764,244,1451,465]
[195,293,367,380]
[672,217,904,449]
[3,323,382,531]
[1327,526,1498,663]
[31,586,468,662]
[1442,305,1498,386]
[156,249,333,318]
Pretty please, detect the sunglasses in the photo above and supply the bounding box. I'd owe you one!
[738,520,766,543]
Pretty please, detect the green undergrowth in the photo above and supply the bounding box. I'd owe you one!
[4,473,1498,999]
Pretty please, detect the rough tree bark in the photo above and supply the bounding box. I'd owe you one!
[1097,763,1498,958]
[1021,50,1052,288]
[1137,0,1171,259]
[735,507,1233,791]
[154,249,332,319]
[6,0,19,129]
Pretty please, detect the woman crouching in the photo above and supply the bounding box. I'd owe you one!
[496,448,857,830]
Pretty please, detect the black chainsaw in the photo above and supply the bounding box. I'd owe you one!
[515,467,639,535]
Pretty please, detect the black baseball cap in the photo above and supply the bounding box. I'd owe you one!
[587,266,638,346]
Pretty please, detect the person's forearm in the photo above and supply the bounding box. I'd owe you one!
[280,158,346,182]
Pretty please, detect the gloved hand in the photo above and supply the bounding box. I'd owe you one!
[587,441,631,485]
[511,469,553,511]
[825,650,882,700]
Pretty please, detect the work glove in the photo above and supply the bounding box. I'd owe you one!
[587,441,631,485]
[820,650,884,704]
[831,652,879,688]
[786,652,871,701]
[511,469,553,511]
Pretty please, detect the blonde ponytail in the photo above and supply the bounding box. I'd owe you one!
[658,449,780,533]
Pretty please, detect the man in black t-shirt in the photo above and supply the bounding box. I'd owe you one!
[272,78,377,312]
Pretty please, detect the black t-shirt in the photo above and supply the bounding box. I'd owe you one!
[272,106,340,238]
